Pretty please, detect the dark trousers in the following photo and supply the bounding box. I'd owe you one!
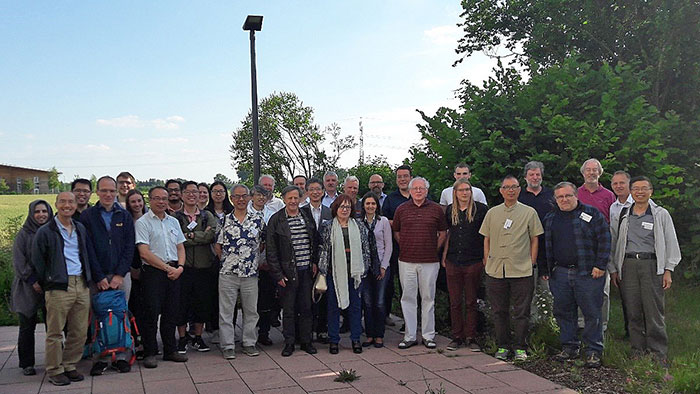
[384,240,401,318]
[129,278,144,345]
[621,257,668,357]
[257,269,279,337]
[446,262,482,340]
[327,275,363,343]
[550,267,605,355]
[177,267,215,325]
[362,267,391,339]
[312,292,328,335]
[17,309,45,368]
[486,275,534,350]
[280,267,313,345]
[141,265,181,356]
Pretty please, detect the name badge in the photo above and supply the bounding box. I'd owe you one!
[642,222,653,230]
[115,222,123,227]
[187,221,197,231]
[504,219,513,229]
[580,212,592,222]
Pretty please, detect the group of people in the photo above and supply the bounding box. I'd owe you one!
[10,159,681,386]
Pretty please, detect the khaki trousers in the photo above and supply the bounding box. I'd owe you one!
[45,276,90,376]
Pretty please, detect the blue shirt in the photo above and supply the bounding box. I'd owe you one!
[97,202,115,232]
[322,192,338,208]
[54,217,82,275]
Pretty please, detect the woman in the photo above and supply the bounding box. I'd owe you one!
[125,189,147,358]
[10,200,52,376]
[205,181,234,222]
[318,194,370,354]
[359,192,392,348]
[197,182,209,210]
[442,178,487,352]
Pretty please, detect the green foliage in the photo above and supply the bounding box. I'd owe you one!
[671,352,700,393]
[0,178,9,194]
[48,166,60,192]
[213,173,234,189]
[0,246,18,325]
[346,155,396,197]
[230,92,355,191]
[22,179,33,194]
[334,368,359,383]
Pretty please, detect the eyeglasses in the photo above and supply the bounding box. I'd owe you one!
[231,194,248,200]
[212,190,226,194]
[500,185,521,190]
[631,187,652,192]
[338,205,352,210]
[182,191,198,195]
[307,187,322,192]
[455,187,471,192]
[369,181,384,184]
[555,194,575,200]
[411,187,427,191]
[73,189,91,194]
[167,188,180,193]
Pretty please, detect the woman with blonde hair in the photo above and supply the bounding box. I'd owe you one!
[442,178,488,352]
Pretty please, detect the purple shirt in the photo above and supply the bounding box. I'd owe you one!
[577,184,616,223]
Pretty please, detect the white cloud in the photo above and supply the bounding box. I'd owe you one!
[424,25,461,46]
[96,115,185,130]
[84,144,111,151]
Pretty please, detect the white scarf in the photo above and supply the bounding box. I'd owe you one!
[331,217,364,309]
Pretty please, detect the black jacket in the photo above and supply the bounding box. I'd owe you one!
[32,217,92,291]
[80,203,135,281]
[266,205,319,282]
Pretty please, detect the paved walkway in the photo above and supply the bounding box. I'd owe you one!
[0,323,575,394]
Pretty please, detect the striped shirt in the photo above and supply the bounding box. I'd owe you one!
[287,213,312,267]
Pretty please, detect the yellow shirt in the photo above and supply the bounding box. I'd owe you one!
[479,202,543,278]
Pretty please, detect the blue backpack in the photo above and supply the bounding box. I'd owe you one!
[86,290,139,364]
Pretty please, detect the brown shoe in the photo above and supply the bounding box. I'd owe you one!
[64,370,84,382]
[48,373,71,386]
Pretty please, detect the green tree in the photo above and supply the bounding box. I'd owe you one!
[22,179,34,194]
[347,155,396,197]
[213,173,234,189]
[230,92,354,190]
[48,166,60,192]
[0,178,9,194]
[89,174,97,191]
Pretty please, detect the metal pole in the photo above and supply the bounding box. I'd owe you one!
[249,29,261,185]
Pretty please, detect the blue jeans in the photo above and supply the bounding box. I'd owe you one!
[362,267,390,339]
[327,274,363,344]
[550,267,605,355]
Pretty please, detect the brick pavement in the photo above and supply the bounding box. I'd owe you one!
[0,321,576,393]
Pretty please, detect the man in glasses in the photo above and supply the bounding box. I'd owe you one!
[541,182,610,368]
[70,178,93,221]
[392,177,447,350]
[249,174,284,222]
[165,179,184,215]
[609,176,680,367]
[368,174,387,208]
[116,171,136,210]
[479,175,543,361]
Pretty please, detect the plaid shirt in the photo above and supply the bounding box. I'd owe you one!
[543,202,611,275]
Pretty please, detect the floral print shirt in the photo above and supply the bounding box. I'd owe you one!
[217,212,265,277]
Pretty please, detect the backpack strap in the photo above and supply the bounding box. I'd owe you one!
[617,206,629,234]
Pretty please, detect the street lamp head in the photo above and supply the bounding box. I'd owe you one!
[243,15,263,31]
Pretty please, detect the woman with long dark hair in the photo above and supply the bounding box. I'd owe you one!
[318,194,370,354]
[125,189,147,358]
[359,192,392,348]
[442,178,487,352]
[205,181,234,222]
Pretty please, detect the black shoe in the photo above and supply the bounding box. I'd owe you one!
[135,350,145,360]
[352,341,363,354]
[163,352,188,363]
[177,336,188,354]
[585,352,602,368]
[115,360,131,373]
[399,324,405,333]
[90,361,108,376]
[329,343,339,354]
[282,344,295,357]
[143,356,158,369]
[362,339,375,347]
[301,343,317,355]
[316,332,329,344]
[257,335,273,346]
[64,370,84,382]
[48,373,71,386]
[22,366,36,376]
[191,336,210,352]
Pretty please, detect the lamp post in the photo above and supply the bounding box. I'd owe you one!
[243,15,263,185]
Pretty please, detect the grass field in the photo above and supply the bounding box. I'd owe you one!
[0,194,99,229]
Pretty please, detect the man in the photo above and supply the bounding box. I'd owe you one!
[577,158,616,331]
[249,174,285,223]
[342,175,362,217]
[266,186,319,357]
[135,186,187,368]
[32,192,92,386]
[71,178,93,220]
[381,164,412,327]
[322,171,339,207]
[304,178,332,343]
[80,176,136,375]
[518,161,554,291]
[609,171,634,221]
[165,179,184,214]
[215,184,265,359]
[173,181,217,354]
[479,175,543,361]
[293,175,308,202]
[440,163,488,206]
[542,182,610,368]
[392,177,447,349]
[116,171,136,209]
[368,173,387,208]
[609,176,681,365]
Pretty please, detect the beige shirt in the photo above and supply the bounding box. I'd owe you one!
[479,202,543,278]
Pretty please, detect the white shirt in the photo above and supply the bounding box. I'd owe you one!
[440,185,488,206]
[135,210,186,264]
[609,194,634,221]
[308,203,323,229]
[247,197,284,224]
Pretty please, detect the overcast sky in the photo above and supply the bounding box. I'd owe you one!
[0,1,497,183]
